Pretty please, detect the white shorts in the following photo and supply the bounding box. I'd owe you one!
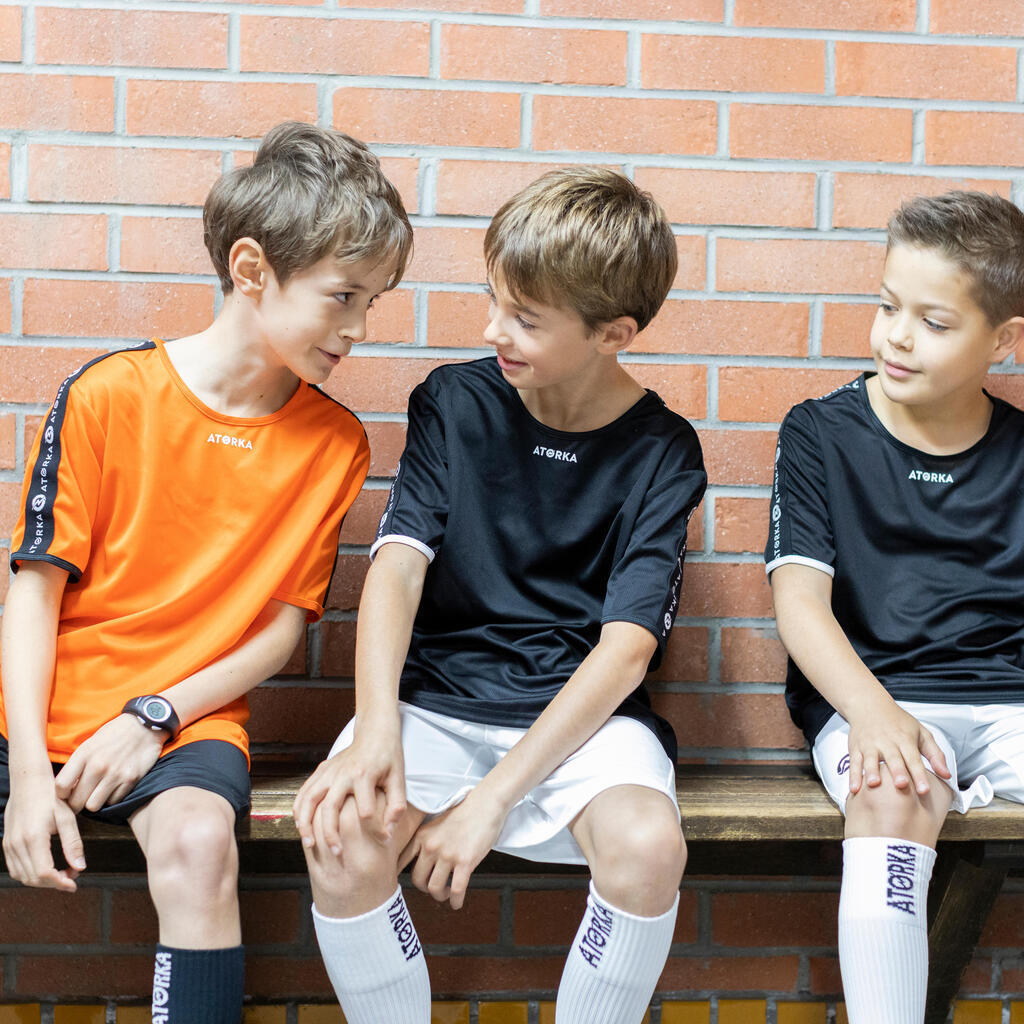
[328,701,679,865]
[812,701,1024,815]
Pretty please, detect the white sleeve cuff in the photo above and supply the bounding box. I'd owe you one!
[765,554,835,577]
[369,534,436,563]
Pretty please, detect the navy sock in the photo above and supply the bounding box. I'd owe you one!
[152,944,245,1024]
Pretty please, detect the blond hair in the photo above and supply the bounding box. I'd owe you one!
[484,167,676,332]
[204,121,412,293]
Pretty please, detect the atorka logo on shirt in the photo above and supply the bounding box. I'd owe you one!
[908,469,954,484]
[207,433,254,450]
[533,445,578,463]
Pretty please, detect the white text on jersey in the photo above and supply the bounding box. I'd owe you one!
[207,433,254,450]
[908,470,953,483]
[533,445,578,463]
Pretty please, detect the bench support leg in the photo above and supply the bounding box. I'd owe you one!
[925,844,1006,1024]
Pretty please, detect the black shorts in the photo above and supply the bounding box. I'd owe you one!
[0,734,251,838]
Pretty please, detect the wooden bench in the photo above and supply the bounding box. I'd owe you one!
[20,763,1024,1024]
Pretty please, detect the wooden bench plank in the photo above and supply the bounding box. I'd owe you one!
[67,765,1024,843]
[238,766,1024,842]
[672,767,1024,842]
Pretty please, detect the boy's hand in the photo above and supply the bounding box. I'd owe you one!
[398,790,506,910]
[293,722,406,854]
[847,700,952,796]
[54,714,166,813]
[3,772,85,891]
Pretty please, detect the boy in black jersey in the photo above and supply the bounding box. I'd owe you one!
[294,168,706,1023]
[767,191,1024,1024]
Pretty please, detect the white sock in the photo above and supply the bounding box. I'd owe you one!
[555,881,677,1024]
[839,837,936,1024]
[312,887,431,1024]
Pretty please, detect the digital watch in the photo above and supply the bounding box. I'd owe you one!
[122,695,180,741]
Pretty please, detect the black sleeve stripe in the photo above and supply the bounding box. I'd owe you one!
[309,384,370,449]
[12,342,157,581]
[318,516,344,615]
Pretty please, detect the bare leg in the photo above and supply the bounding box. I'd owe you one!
[305,793,431,1024]
[131,786,243,1023]
[839,771,954,1024]
[555,785,683,1024]
[131,786,240,947]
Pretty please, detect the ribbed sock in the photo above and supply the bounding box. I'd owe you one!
[312,887,431,1024]
[151,944,244,1024]
[555,881,677,1024]
[839,837,936,1024]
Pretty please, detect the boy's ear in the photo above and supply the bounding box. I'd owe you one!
[596,316,639,353]
[993,316,1024,363]
[228,237,269,297]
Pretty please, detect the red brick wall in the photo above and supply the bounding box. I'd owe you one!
[1,0,1024,1016]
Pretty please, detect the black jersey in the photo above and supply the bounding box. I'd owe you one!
[766,373,1024,744]
[374,358,707,760]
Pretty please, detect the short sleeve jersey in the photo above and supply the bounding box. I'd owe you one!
[374,358,707,761]
[2,340,369,762]
[766,373,1024,744]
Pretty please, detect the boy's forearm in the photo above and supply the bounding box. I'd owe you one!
[772,574,895,724]
[353,545,428,726]
[1,564,66,770]
[474,621,656,814]
[159,599,306,729]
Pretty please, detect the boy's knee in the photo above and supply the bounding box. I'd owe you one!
[616,813,686,885]
[146,808,239,904]
[308,798,400,890]
[589,801,685,910]
[335,796,393,864]
[845,777,949,844]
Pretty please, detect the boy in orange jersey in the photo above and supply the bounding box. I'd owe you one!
[0,121,412,1024]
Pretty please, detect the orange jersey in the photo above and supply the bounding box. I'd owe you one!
[3,339,369,762]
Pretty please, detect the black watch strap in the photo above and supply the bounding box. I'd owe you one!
[122,695,180,740]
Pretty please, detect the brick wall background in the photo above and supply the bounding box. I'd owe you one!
[2,0,1024,1019]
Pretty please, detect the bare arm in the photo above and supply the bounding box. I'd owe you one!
[54,598,307,813]
[473,620,655,810]
[3,563,64,768]
[771,561,950,794]
[1,561,84,890]
[400,620,657,908]
[292,541,428,849]
[161,598,306,725]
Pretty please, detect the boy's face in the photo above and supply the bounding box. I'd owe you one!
[483,275,601,390]
[869,243,1008,412]
[259,250,395,385]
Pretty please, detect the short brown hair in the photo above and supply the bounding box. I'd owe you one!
[888,190,1024,326]
[484,167,677,332]
[204,121,412,293]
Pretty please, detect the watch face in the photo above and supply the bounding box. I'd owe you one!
[142,697,172,723]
